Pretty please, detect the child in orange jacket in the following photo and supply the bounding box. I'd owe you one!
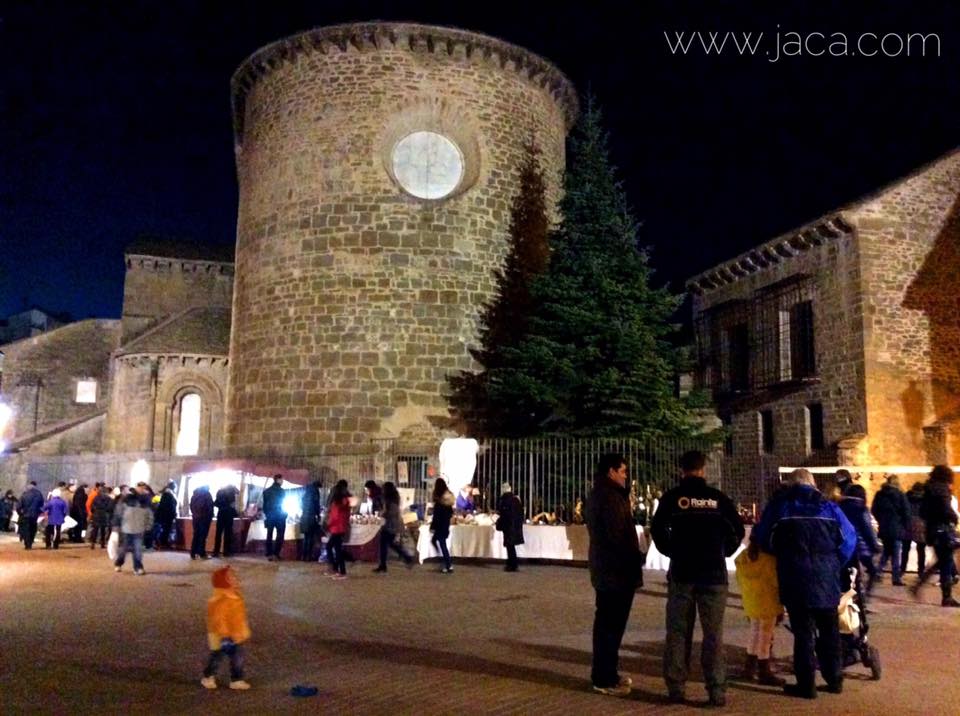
[201,566,252,690]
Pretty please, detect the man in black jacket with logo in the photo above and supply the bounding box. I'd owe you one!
[651,450,744,707]
[586,453,644,697]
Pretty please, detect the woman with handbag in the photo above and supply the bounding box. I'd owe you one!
[326,480,352,580]
[373,481,414,573]
[910,465,960,607]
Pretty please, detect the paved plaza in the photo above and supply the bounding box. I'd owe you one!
[0,534,954,715]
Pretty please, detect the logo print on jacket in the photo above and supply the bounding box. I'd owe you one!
[677,496,718,510]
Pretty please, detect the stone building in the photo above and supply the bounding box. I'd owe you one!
[688,149,960,501]
[227,22,577,453]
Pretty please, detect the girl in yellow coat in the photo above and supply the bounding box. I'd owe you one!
[201,566,252,690]
[734,542,785,685]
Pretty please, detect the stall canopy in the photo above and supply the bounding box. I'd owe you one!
[181,459,311,486]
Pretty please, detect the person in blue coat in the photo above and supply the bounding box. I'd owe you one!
[839,483,881,593]
[752,468,856,700]
[43,488,70,549]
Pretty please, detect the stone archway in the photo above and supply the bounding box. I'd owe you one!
[154,370,225,454]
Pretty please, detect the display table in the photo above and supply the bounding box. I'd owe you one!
[417,524,648,564]
[175,517,250,554]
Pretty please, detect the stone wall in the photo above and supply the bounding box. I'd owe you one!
[226,23,576,453]
[121,256,233,342]
[691,229,868,501]
[849,149,960,468]
[103,355,229,454]
[0,320,120,447]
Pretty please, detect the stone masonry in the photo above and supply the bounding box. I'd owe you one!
[226,22,578,453]
[689,149,960,500]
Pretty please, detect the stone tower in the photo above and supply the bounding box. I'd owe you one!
[227,22,577,453]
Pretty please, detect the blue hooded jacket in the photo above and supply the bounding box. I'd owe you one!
[752,484,857,609]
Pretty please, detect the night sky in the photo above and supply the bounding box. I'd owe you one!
[2,1,957,321]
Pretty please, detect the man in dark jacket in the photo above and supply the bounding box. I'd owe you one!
[651,450,743,707]
[89,488,115,549]
[300,479,322,561]
[155,482,178,549]
[839,483,881,593]
[18,482,45,549]
[69,485,88,543]
[871,474,911,586]
[586,453,644,697]
[262,475,287,561]
[901,481,927,575]
[496,483,524,572]
[190,485,215,560]
[212,485,239,558]
[753,468,856,699]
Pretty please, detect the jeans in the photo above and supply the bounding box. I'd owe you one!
[591,587,635,688]
[213,516,234,557]
[431,533,451,570]
[20,517,39,549]
[378,529,411,568]
[191,518,212,558]
[265,516,286,557]
[879,538,903,582]
[505,544,519,570]
[664,581,728,696]
[89,523,110,547]
[157,519,175,548]
[203,642,244,681]
[115,533,144,571]
[328,533,346,574]
[44,524,63,549]
[901,540,926,574]
[785,604,841,692]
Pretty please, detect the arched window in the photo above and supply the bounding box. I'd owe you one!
[175,393,202,456]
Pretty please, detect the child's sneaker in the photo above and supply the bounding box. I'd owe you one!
[135,569,146,576]
[114,566,122,573]
[332,573,348,581]
[229,680,251,690]
[200,676,217,690]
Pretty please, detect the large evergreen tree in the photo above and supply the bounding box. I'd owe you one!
[489,98,697,438]
[447,142,551,437]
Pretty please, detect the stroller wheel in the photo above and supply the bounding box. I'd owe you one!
[866,645,882,680]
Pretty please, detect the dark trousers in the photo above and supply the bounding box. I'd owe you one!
[203,642,244,680]
[785,604,841,692]
[664,582,728,696]
[265,516,286,557]
[378,529,411,568]
[191,518,212,558]
[44,524,62,549]
[213,517,234,557]
[431,533,451,569]
[21,517,39,549]
[69,518,86,542]
[157,519,175,548]
[591,587,635,688]
[505,543,519,571]
[917,538,957,600]
[328,534,346,574]
[879,538,903,582]
[301,522,319,561]
[89,523,110,547]
[902,540,926,574]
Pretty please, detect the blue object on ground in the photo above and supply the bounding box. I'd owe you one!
[290,685,319,698]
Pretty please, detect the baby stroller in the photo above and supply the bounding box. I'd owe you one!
[838,565,881,680]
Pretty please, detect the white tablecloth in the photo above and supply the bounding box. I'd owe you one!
[417,524,648,563]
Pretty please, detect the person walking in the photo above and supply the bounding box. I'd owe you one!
[69,484,88,543]
[910,465,960,607]
[871,474,911,586]
[496,483,524,572]
[429,477,455,574]
[585,453,644,698]
[17,482,44,549]
[752,468,856,699]
[326,480,351,580]
[212,485,239,558]
[0,489,17,532]
[300,479,322,562]
[261,475,287,561]
[374,481,414,572]
[839,482,881,594]
[901,481,927,575]
[89,486,115,549]
[190,485,215,560]
[651,450,744,706]
[155,482,178,549]
[113,488,154,575]
[43,488,70,549]
[201,566,252,690]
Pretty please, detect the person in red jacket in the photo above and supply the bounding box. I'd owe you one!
[325,480,352,580]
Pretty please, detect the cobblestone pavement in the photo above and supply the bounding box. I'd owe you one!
[0,534,955,715]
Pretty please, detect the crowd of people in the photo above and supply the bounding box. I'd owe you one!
[5,456,956,701]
